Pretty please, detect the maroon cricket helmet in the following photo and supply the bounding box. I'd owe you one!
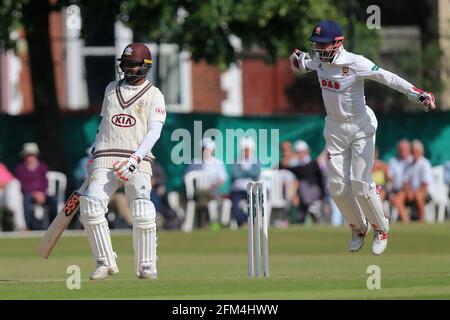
[117,43,153,65]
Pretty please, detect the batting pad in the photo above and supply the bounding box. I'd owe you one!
[131,199,157,276]
[328,181,368,232]
[351,180,389,233]
[79,196,117,269]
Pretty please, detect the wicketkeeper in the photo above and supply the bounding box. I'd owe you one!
[80,43,166,279]
[290,20,436,255]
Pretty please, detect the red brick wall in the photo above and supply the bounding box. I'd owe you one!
[274,59,296,113]
[191,60,226,113]
[242,58,295,115]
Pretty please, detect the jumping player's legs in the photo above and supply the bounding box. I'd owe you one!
[124,172,157,279]
[325,128,368,234]
[350,135,389,233]
[349,109,389,255]
[80,168,120,278]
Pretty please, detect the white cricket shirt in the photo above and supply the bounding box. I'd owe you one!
[297,48,421,121]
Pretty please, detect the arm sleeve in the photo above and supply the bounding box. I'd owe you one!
[133,120,164,161]
[305,56,319,72]
[133,90,167,160]
[354,55,422,97]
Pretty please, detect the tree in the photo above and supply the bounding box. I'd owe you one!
[21,0,65,171]
[0,0,67,170]
[0,0,23,49]
[120,0,342,68]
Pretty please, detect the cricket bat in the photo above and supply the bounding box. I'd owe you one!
[37,179,89,259]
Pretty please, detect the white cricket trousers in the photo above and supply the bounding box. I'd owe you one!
[324,106,389,233]
[324,106,377,188]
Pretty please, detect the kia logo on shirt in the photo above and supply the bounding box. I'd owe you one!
[111,114,136,127]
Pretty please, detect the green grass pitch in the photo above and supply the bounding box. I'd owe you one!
[1,223,450,299]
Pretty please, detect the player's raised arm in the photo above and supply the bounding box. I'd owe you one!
[290,49,318,73]
[354,55,436,111]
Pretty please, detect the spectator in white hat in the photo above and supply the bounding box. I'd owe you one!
[15,142,57,230]
[184,137,228,229]
[184,137,227,192]
[230,137,261,227]
[289,140,325,224]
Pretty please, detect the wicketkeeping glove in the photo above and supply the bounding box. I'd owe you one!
[408,87,436,112]
[290,49,301,69]
[113,154,140,182]
[290,48,304,71]
[419,91,436,112]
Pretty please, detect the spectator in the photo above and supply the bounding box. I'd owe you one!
[316,149,342,226]
[372,146,390,202]
[0,162,26,231]
[184,137,227,228]
[445,160,450,190]
[151,162,183,230]
[289,140,325,224]
[388,139,412,198]
[15,142,57,230]
[391,140,433,223]
[230,137,261,227]
[73,147,92,189]
[445,161,450,206]
[279,141,299,169]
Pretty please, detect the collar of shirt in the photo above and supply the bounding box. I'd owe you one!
[122,79,149,91]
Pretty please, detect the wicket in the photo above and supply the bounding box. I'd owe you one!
[247,181,269,278]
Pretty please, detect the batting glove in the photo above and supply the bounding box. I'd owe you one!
[113,154,140,182]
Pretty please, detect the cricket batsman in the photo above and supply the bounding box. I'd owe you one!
[290,20,436,255]
[80,43,166,279]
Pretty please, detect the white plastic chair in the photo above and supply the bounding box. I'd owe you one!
[167,191,185,219]
[46,171,67,212]
[259,168,297,224]
[182,170,219,232]
[425,166,449,223]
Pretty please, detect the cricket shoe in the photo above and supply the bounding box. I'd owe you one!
[348,229,366,252]
[90,264,110,280]
[371,230,388,255]
[138,264,157,280]
[90,256,119,280]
